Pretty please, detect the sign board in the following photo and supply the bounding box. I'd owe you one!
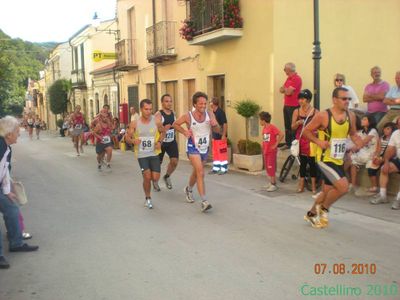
[92,50,117,62]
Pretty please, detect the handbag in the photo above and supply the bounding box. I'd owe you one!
[11,179,28,206]
[290,108,314,157]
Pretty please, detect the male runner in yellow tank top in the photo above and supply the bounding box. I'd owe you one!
[302,87,363,228]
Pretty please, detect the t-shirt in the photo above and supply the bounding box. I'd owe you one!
[385,85,400,109]
[212,107,227,140]
[343,85,359,109]
[388,129,400,159]
[364,81,390,113]
[283,73,302,107]
[262,124,279,153]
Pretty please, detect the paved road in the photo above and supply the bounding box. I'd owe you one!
[1,130,399,300]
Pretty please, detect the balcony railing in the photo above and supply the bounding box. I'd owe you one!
[71,69,86,88]
[115,39,138,71]
[184,0,243,45]
[146,21,177,63]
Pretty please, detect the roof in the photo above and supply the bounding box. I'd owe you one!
[90,63,117,75]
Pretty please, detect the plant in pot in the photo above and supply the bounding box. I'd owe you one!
[232,100,263,171]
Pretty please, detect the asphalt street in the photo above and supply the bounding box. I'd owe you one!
[0,129,399,300]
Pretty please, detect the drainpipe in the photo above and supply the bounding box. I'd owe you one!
[152,0,159,107]
[113,66,120,120]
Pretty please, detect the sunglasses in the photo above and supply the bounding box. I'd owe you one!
[335,79,344,82]
[337,97,352,101]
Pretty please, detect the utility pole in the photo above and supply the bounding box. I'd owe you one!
[312,0,321,110]
[152,0,159,109]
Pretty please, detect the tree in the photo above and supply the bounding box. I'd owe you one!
[48,79,71,115]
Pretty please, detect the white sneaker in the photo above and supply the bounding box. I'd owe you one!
[370,196,389,205]
[144,198,153,209]
[266,184,278,192]
[391,199,400,210]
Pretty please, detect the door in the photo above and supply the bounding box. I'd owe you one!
[128,86,139,113]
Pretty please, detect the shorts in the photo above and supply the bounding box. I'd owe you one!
[317,161,346,186]
[35,125,41,129]
[264,151,277,177]
[72,128,83,136]
[96,142,113,154]
[390,158,400,173]
[159,140,179,163]
[138,156,161,173]
[186,139,208,161]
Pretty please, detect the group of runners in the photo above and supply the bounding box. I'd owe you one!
[66,92,220,212]
[22,113,45,140]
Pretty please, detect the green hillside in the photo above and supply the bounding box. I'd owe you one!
[0,29,54,116]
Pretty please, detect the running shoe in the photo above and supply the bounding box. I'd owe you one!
[316,205,329,227]
[266,184,278,192]
[304,211,323,229]
[106,164,112,172]
[391,199,400,210]
[184,186,195,203]
[97,164,102,171]
[144,198,153,209]
[201,200,212,212]
[163,175,172,189]
[370,195,389,204]
[153,181,161,192]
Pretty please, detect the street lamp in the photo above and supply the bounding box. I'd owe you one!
[312,0,321,110]
[92,12,120,41]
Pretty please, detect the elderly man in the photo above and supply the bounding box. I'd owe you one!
[370,127,400,209]
[363,66,390,124]
[279,62,302,150]
[376,71,400,133]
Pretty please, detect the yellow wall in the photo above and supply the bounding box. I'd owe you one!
[115,0,400,152]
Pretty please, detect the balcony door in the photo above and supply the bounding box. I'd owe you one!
[128,86,139,114]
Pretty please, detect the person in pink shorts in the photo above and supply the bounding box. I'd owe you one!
[259,112,284,191]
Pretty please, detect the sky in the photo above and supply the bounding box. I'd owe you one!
[0,0,117,43]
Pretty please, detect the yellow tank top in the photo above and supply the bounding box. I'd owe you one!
[316,109,350,165]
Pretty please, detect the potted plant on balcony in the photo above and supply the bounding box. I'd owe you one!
[232,99,263,172]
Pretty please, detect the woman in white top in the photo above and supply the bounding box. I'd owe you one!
[334,73,360,110]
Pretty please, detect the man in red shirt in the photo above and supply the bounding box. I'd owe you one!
[279,62,302,150]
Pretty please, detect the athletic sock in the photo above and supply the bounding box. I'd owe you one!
[380,188,387,198]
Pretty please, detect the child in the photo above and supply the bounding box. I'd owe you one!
[366,122,396,193]
[350,115,379,193]
[259,111,284,192]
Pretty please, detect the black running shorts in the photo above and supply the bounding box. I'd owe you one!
[317,161,346,186]
[138,156,161,173]
[159,140,179,163]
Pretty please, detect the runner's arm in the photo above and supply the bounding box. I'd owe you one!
[208,110,221,134]
[303,111,328,149]
[125,120,137,144]
[155,118,166,143]
[291,109,301,130]
[173,113,191,138]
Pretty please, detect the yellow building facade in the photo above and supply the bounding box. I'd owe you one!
[115,0,400,152]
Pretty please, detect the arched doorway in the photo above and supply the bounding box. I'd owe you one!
[95,93,100,114]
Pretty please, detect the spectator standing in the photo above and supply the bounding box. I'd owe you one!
[210,97,228,174]
[377,71,400,133]
[291,89,318,194]
[333,73,360,109]
[130,106,139,122]
[260,111,284,192]
[279,62,302,150]
[363,66,390,124]
[0,116,39,269]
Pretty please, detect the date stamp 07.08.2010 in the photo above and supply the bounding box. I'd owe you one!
[298,263,398,298]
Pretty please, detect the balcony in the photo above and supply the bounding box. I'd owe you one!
[182,0,243,46]
[115,39,138,71]
[71,69,86,88]
[146,21,177,63]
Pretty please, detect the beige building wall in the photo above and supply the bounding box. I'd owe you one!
[115,0,400,153]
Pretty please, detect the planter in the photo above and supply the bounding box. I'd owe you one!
[233,153,263,172]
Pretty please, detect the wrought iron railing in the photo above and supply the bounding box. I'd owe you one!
[186,0,242,36]
[115,39,137,68]
[146,21,176,61]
